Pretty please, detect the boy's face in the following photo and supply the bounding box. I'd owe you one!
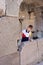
[27,27,32,32]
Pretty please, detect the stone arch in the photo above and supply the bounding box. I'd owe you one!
[19,2,36,31]
[19,1,43,32]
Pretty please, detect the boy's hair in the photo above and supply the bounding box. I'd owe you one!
[28,25,33,29]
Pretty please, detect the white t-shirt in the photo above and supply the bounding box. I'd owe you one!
[22,29,32,37]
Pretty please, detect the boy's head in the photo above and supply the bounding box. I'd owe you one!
[27,25,33,32]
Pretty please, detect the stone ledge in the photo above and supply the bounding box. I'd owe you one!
[0,52,19,65]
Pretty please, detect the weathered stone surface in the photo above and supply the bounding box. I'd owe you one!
[35,62,43,65]
[0,16,20,57]
[6,0,23,16]
[20,41,38,65]
[0,52,19,65]
[38,39,43,60]
[0,0,5,16]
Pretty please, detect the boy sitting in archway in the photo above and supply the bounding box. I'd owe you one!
[17,25,33,51]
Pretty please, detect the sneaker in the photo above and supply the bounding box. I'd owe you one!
[17,48,19,51]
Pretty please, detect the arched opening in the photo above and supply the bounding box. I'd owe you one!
[19,1,43,38]
[19,2,36,31]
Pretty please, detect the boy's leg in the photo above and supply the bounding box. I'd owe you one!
[17,40,24,52]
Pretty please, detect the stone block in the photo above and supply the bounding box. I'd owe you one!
[20,41,38,65]
[0,17,20,57]
[38,39,43,60]
[6,0,19,16]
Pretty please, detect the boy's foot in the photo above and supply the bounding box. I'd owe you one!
[17,48,22,52]
[17,48,19,51]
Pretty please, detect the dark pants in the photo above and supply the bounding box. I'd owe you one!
[21,37,29,42]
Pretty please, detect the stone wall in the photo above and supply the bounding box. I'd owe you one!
[20,39,43,65]
[0,16,20,57]
[0,0,24,57]
[6,0,23,16]
[0,0,23,16]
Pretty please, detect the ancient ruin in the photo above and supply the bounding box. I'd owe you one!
[0,0,43,65]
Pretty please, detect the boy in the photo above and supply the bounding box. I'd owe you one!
[21,25,33,42]
[17,25,33,51]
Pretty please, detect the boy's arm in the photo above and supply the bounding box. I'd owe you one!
[29,32,32,40]
[29,32,33,41]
